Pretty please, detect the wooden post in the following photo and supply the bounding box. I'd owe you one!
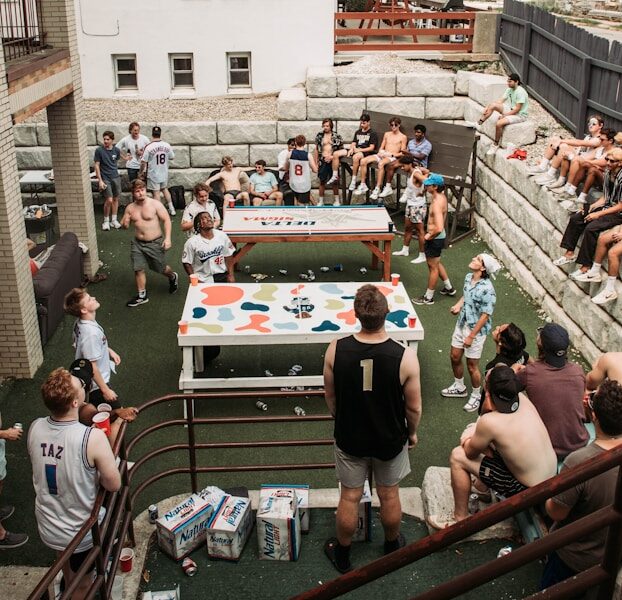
[522,22,532,85]
[576,57,592,137]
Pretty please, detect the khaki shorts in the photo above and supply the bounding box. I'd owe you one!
[130,237,167,274]
[451,322,487,360]
[335,442,411,488]
[502,104,527,124]
[147,179,168,192]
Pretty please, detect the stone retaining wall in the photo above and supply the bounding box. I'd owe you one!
[15,69,618,358]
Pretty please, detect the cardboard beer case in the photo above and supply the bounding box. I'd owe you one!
[206,494,253,561]
[260,484,310,532]
[256,489,301,561]
[339,479,372,542]
[156,486,225,560]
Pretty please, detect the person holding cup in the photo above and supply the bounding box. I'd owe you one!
[28,367,121,599]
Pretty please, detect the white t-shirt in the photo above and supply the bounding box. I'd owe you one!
[277,149,290,180]
[182,230,235,282]
[141,140,175,184]
[116,134,150,170]
[181,200,221,235]
[28,418,101,553]
[73,319,110,390]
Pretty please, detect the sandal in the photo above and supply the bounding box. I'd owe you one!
[427,514,458,530]
[553,255,575,267]
[384,532,406,555]
[323,537,352,574]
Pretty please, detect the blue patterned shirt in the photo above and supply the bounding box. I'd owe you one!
[457,273,496,336]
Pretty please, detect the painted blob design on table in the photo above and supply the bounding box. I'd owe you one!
[283,296,315,319]
[290,284,305,295]
[313,320,341,332]
[376,286,394,297]
[235,314,271,333]
[386,310,408,328]
[253,283,278,302]
[274,322,299,331]
[217,307,234,321]
[336,308,357,326]
[241,302,269,312]
[393,295,406,304]
[340,296,355,300]
[190,323,224,334]
[319,283,344,295]
[324,299,345,310]
[192,307,207,319]
[200,285,244,306]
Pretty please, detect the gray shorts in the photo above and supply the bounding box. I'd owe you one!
[102,176,121,198]
[335,442,411,488]
[0,440,6,480]
[130,237,167,274]
[147,179,168,192]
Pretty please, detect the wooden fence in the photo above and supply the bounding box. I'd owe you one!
[499,0,622,137]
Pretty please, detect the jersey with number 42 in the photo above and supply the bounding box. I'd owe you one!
[142,141,175,184]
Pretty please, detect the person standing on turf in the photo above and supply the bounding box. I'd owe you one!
[442,253,500,412]
[285,134,318,206]
[94,131,122,232]
[140,126,176,216]
[323,284,422,573]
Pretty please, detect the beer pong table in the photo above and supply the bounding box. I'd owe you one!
[223,206,395,281]
[178,281,424,391]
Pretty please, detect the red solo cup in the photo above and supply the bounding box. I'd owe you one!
[391,273,400,286]
[92,411,111,437]
[178,320,188,334]
[189,273,199,286]
[120,548,135,573]
[97,403,112,413]
[228,199,236,209]
[408,314,417,328]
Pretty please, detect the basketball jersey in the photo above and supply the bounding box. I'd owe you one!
[289,149,311,193]
[142,140,175,183]
[28,418,101,553]
[181,230,235,282]
[333,336,407,460]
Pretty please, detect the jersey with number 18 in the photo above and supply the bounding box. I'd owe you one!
[142,141,175,184]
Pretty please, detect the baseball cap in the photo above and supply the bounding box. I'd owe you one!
[538,323,569,368]
[480,253,502,279]
[488,365,522,413]
[69,358,93,391]
[152,126,162,137]
[423,173,444,187]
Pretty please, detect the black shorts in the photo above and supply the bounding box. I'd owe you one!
[293,191,311,204]
[69,548,94,574]
[318,161,333,184]
[479,451,527,497]
[424,237,445,258]
[88,388,122,411]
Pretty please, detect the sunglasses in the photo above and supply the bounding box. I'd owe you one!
[390,123,399,127]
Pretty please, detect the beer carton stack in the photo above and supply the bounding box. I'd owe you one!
[156,486,226,560]
[206,494,253,561]
[260,484,309,533]
[257,487,301,561]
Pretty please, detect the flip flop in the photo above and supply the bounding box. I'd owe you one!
[323,537,352,574]
[427,514,458,530]
[384,532,406,555]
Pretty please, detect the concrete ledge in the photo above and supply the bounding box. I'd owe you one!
[307,97,366,120]
[306,66,337,98]
[217,121,276,144]
[337,74,396,97]
[169,146,190,169]
[16,147,52,170]
[277,121,323,143]
[249,144,287,166]
[467,73,507,107]
[169,168,216,188]
[455,70,472,96]
[13,124,37,146]
[161,122,217,145]
[190,145,249,168]
[366,97,425,118]
[278,88,307,121]
[425,97,465,120]
[397,73,455,97]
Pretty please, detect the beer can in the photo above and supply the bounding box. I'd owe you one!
[278,269,288,276]
[359,267,367,275]
[148,504,158,524]
[468,493,480,515]
[497,545,512,558]
[320,266,330,272]
[244,265,251,273]
[256,401,268,411]
[182,557,197,576]
[298,273,309,280]
[13,423,23,431]
[294,406,306,416]
[334,264,344,272]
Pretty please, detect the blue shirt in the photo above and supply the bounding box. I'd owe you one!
[407,137,432,168]
[457,273,496,336]
[94,145,120,181]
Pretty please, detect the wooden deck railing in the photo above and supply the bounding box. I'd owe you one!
[0,0,45,62]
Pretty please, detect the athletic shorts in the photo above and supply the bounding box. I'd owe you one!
[318,161,333,184]
[376,152,396,163]
[147,179,168,192]
[131,237,167,274]
[293,190,311,204]
[451,322,486,360]
[102,177,121,198]
[424,237,445,258]
[479,450,527,497]
[0,440,6,481]
[224,189,242,198]
[406,201,427,224]
[88,388,122,411]
[69,548,95,574]
[502,104,527,124]
[334,442,411,488]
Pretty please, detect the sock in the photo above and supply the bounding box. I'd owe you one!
[540,158,550,168]
[319,196,324,202]
[168,202,174,209]
[332,170,338,178]
[425,288,434,300]
[103,216,110,223]
[546,167,557,177]
[578,192,587,203]
[443,278,453,290]
[138,289,146,299]
[605,276,616,293]
[112,213,118,221]
[401,245,409,253]
[471,386,481,398]
[334,542,351,570]
[556,176,566,185]
[566,184,577,194]
[455,377,465,388]
[588,263,601,275]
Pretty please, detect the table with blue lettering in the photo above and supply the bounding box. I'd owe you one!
[223,206,395,281]
[178,281,424,391]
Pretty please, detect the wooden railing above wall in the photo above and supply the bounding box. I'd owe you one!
[335,10,476,52]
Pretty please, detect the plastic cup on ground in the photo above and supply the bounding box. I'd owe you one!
[408,314,417,328]
[178,320,188,334]
[97,403,112,413]
[111,575,124,600]
[92,411,111,437]
[189,273,199,287]
[120,548,134,573]
[391,273,400,286]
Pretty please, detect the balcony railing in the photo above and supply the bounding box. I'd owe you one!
[1,0,45,62]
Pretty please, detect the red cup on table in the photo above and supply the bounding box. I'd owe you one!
[189,273,198,287]
[120,548,134,573]
[178,320,188,334]
[391,273,400,286]
[228,199,236,209]
[92,411,111,437]
[408,314,417,328]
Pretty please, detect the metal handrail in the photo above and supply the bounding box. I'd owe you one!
[0,0,46,62]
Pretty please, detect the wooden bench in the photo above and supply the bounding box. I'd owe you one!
[338,110,478,243]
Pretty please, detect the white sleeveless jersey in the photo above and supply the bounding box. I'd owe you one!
[289,149,311,193]
[142,141,175,184]
[28,418,100,553]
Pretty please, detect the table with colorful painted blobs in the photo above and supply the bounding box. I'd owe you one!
[223,205,395,282]
[178,281,424,391]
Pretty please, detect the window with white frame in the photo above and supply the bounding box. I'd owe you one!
[227,52,251,88]
[113,54,137,90]
[170,53,194,89]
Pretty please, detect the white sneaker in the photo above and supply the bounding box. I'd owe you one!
[399,194,408,204]
[379,184,393,198]
[410,253,427,264]
[168,205,176,216]
[546,178,566,190]
[102,221,111,231]
[574,271,601,283]
[354,183,369,195]
[553,255,576,266]
[535,174,557,186]
[592,289,618,305]
[551,185,569,195]
[333,199,341,207]
[316,199,324,206]
[569,269,587,280]
[326,173,339,185]
[441,382,468,398]
[348,179,358,192]
[560,200,580,213]
[526,164,547,175]
[463,393,481,413]
[111,219,121,229]
[486,145,498,156]
[393,247,409,257]
[370,187,380,201]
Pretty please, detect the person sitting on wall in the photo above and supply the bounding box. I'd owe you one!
[206,156,250,213]
[249,160,283,206]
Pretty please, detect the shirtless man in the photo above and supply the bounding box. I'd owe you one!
[586,352,622,390]
[206,156,250,212]
[427,365,557,528]
[356,117,408,202]
[121,179,178,307]
[314,119,343,206]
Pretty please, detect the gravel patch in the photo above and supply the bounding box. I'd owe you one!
[334,53,450,74]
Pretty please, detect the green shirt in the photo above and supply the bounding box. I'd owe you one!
[503,85,529,116]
